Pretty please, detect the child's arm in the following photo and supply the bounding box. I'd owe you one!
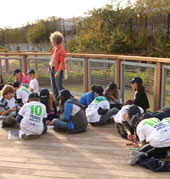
[1,107,15,116]
[30,88,34,92]
[16,114,23,123]
[122,120,133,140]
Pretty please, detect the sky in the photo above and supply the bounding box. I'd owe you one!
[0,0,135,28]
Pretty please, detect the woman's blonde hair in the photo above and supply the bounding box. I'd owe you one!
[48,92,56,112]
[1,85,15,97]
[49,31,63,45]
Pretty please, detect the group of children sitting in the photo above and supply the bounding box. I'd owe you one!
[0,70,170,163]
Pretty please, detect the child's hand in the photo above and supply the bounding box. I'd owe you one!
[127,133,132,140]
[10,107,16,112]
[132,135,137,143]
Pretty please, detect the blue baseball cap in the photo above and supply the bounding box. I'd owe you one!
[13,69,21,76]
[27,69,35,74]
[129,77,143,84]
[107,82,117,90]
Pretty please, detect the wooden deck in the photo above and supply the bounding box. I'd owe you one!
[0,124,169,179]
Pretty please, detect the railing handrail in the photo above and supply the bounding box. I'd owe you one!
[0,52,170,63]
[0,51,170,111]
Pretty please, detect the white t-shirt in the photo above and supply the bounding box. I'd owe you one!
[85,96,110,123]
[29,79,39,93]
[19,101,47,136]
[16,86,30,104]
[162,117,170,126]
[6,97,17,116]
[137,117,170,148]
[114,105,144,124]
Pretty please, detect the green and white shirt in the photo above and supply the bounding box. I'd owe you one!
[85,96,110,123]
[137,117,170,148]
[19,101,47,136]
[16,86,30,104]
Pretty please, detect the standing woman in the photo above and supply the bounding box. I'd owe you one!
[49,31,66,101]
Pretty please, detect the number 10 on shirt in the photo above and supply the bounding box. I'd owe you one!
[29,105,42,116]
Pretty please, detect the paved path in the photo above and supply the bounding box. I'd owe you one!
[0,124,169,179]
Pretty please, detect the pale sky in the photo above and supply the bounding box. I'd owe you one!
[0,0,135,28]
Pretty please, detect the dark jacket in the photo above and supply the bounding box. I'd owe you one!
[134,90,149,111]
[67,100,88,134]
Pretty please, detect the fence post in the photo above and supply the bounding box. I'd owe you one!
[35,52,38,71]
[23,54,28,75]
[155,62,162,111]
[84,57,89,92]
[168,13,170,37]
[5,51,9,73]
[116,58,121,89]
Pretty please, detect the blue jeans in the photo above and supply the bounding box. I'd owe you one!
[50,67,64,101]
[52,118,68,131]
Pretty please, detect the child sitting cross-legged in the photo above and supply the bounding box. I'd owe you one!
[85,86,119,126]
[16,93,47,140]
[0,85,20,128]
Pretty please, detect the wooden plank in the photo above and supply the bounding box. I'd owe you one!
[0,124,169,178]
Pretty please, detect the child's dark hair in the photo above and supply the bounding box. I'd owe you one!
[91,85,96,92]
[28,93,40,101]
[137,82,145,91]
[13,81,20,88]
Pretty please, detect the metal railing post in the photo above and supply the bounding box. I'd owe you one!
[5,51,9,73]
[84,57,89,92]
[35,52,38,71]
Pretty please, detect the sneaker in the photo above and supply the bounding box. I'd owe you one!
[129,151,148,165]
[166,149,170,158]
[22,134,40,140]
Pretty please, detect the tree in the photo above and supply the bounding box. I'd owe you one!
[26,20,47,43]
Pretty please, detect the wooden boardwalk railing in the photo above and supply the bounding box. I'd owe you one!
[0,52,170,111]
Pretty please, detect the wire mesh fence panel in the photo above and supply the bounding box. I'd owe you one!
[161,66,170,107]
[0,57,23,84]
[27,57,84,95]
[63,58,84,95]
[88,59,116,90]
[27,57,51,89]
[165,69,170,106]
[121,62,156,112]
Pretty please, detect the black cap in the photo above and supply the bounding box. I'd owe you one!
[129,77,143,84]
[28,93,40,99]
[94,85,104,95]
[13,69,21,76]
[27,69,35,74]
[107,82,117,90]
[130,115,140,129]
[58,89,72,98]
[128,105,141,119]
[40,89,49,104]
[13,81,20,88]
